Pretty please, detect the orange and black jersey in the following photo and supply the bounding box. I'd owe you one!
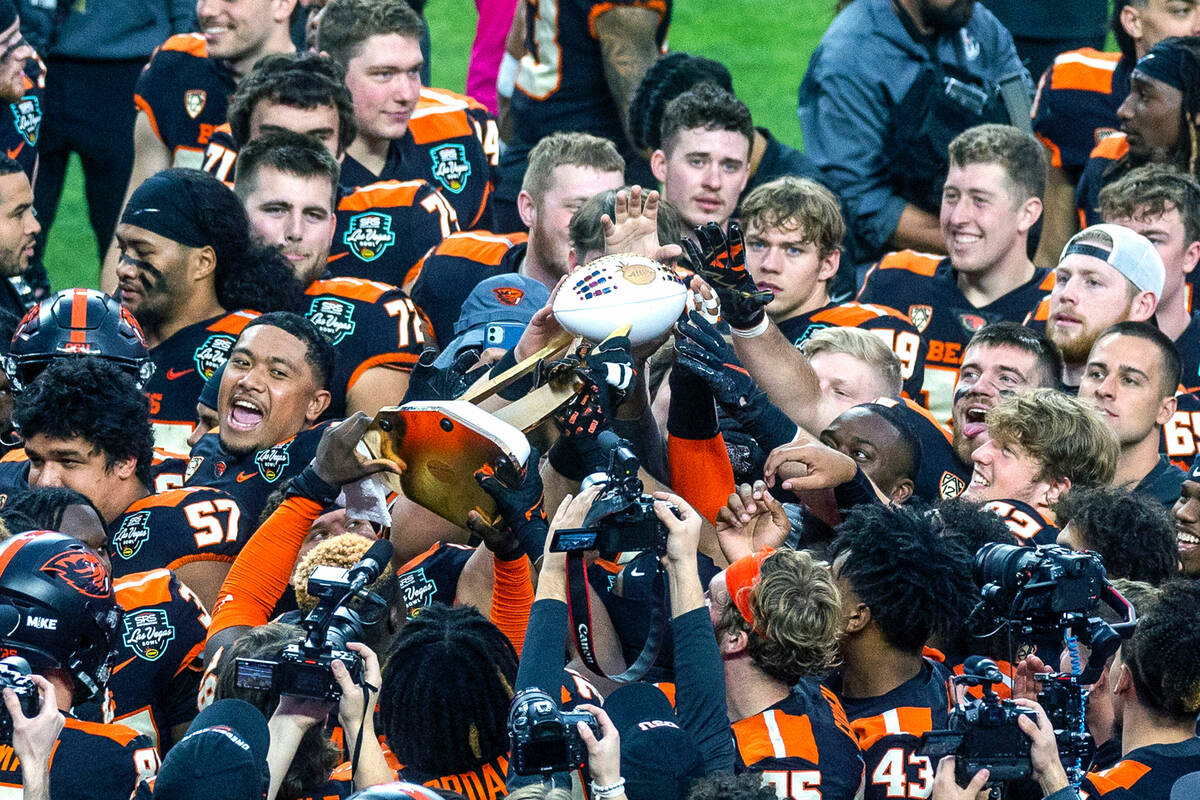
[1076,132,1132,229]
[107,569,210,753]
[831,658,952,800]
[0,56,45,180]
[329,748,510,800]
[133,34,239,168]
[732,680,865,800]
[857,251,1054,423]
[184,422,330,525]
[410,232,529,345]
[395,541,475,611]
[511,0,670,154]
[305,277,433,418]
[108,486,252,578]
[983,499,1059,545]
[199,122,237,185]
[145,309,259,460]
[339,88,496,232]
[328,180,459,289]
[870,397,970,501]
[1163,391,1200,471]
[0,715,158,799]
[778,301,927,400]
[1032,49,1130,181]
[1079,738,1200,798]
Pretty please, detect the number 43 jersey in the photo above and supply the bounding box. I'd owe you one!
[108,486,252,578]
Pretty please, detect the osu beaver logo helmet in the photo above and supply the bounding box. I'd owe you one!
[0,532,121,704]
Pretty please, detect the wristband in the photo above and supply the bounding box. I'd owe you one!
[730,315,769,338]
[497,52,518,99]
[590,777,626,799]
[284,465,341,506]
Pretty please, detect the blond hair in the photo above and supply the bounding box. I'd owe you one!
[292,533,396,613]
[802,326,902,396]
[740,176,845,258]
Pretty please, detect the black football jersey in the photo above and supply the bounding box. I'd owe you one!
[870,396,971,501]
[778,301,927,400]
[0,716,158,800]
[144,310,259,459]
[327,181,458,289]
[183,422,329,524]
[1031,49,1129,181]
[1080,737,1200,799]
[133,34,238,168]
[983,498,1059,544]
[108,486,252,577]
[858,252,1054,423]
[0,56,44,180]
[1163,391,1200,471]
[1075,133,1131,229]
[833,659,952,800]
[732,680,865,800]
[200,122,237,186]
[105,569,210,753]
[410,233,528,346]
[395,541,475,611]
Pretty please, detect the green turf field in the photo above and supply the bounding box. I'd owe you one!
[41,0,828,291]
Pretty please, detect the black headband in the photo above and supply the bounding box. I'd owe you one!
[1062,242,1113,263]
[1135,45,1189,91]
[119,172,208,248]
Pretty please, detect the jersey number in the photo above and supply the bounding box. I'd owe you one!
[202,143,237,183]
[982,501,1042,541]
[1163,410,1200,459]
[516,0,562,100]
[761,770,821,800]
[185,499,242,548]
[384,297,430,349]
[872,748,933,798]
[420,191,459,238]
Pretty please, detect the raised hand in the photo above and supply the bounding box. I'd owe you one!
[683,222,772,329]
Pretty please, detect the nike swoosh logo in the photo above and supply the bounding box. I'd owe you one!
[166,368,195,380]
[236,471,256,482]
[6,142,21,160]
[629,567,645,577]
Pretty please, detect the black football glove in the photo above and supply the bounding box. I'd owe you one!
[674,312,766,421]
[473,446,547,561]
[550,379,625,480]
[402,347,487,403]
[683,221,773,329]
[577,335,636,407]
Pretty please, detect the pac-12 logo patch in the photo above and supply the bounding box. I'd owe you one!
[430,143,471,193]
[255,443,291,482]
[123,608,176,661]
[112,511,153,560]
[940,471,966,499]
[342,212,395,262]
[11,96,40,146]
[184,89,207,119]
[306,297,357,345]
[193,334,235,379]
[907,304,932,333]
[399,568,437,610]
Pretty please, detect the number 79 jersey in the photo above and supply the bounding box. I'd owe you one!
[107,486,252,579]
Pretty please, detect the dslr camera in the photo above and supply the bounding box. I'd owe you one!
[235,565,373,702]
[920,657,1038,785]
[508,688,600,776]
[973,543,1111,626]
[0,656,39,742]
[549,439,676,558]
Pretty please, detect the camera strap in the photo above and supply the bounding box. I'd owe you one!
[565,552,665,683]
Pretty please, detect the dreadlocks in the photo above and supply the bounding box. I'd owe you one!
[379,604,517,775]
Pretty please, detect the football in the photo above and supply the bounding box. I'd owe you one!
[552,253,688,345]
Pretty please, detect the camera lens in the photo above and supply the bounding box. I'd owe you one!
[973,543,1039,593]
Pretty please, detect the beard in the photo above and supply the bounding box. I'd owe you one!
[1050,326,1101,371]
[925,0,975,33]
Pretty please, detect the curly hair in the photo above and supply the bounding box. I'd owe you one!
[831,502,978,654]
[717,548,842,684]
[659,83,753,156]
[0,487,105,537]
[291,534,400,655]
[379,604,517,775]
[215,623,340,799]
[227,52,357,154]
[629,51,734,152]
[1054,487,1179,585]
[13,357,154,489]
[1121,579,1200,719]
[687,772,777,800]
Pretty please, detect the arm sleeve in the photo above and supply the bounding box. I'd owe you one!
[489,553,534,656]
[206,496,322,636]
[671,606,734,775]
[667,364,735,523]
[833,466,884,511]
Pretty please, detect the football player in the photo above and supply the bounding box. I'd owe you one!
[858,125,1052,422]
[962,388,1119,543]
[1171,461,1200,576]
[0,0,42,182]
[1054,486,1180,583]
[113,168,303,457]
[235,132,435,415]
[0,156,40,318]
[0,532,159,798]
[317,0,497,230]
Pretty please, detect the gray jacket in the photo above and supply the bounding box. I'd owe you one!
[20,0,194,60]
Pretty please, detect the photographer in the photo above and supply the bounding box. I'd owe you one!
[2,675,64,800]
[935,580,1200,799]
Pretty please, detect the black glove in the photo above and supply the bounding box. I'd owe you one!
[474,446,548,561]
[550,379,625,480]
[576,335,636,408]
[683,221,773,329]
[403,347,486,403]
[674,312,764,420]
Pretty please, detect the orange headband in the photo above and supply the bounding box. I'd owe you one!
[724,547,774,629]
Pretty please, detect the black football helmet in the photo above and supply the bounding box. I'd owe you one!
[5,287,154,392]
[0,532,122,704]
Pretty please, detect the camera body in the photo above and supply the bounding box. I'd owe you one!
[974,543,1106,623]
[235,566,366,702]
[549,443,675,557]
[508,688,599,776]
[0,657,39,742]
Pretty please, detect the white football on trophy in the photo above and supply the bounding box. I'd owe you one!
[552,254,688,345]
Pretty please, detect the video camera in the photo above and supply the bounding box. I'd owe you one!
[235,540,393,702]
[508,688,600,776]
[0,656,39,742]
[548,435,675,558]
